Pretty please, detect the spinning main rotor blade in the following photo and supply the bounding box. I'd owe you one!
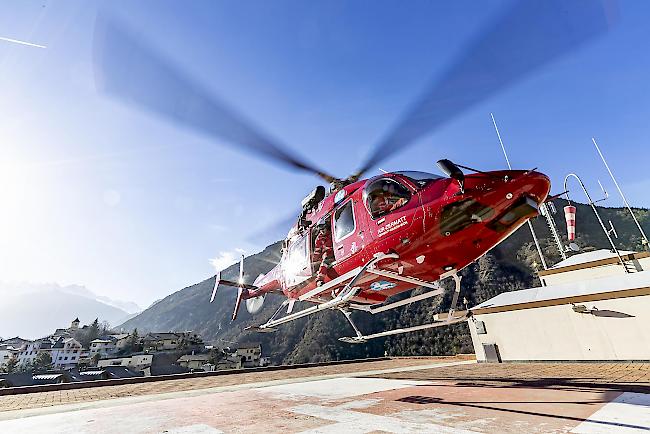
[353,0,616,179]
[247,212,298,245]
[93,15,336,183]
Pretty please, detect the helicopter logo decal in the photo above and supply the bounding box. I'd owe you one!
[370,280,397,291]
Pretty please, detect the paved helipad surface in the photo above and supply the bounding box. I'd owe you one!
[1,357,650,433]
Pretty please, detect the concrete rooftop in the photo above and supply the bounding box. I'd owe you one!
[1,357,649,433]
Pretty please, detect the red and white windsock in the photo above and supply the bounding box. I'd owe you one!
[564,205,577,241]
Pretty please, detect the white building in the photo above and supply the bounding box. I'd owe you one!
[235,343,262,368]
[142,333,184,351]
[0,337,30,348]
[97,354,153,370]
[51,337,83,369]
[0,344,19,367]
[177,354,210,370]
[468,250,650,362]
[110,333,131,351]
[89,339,116,357]
[17,340,49,367]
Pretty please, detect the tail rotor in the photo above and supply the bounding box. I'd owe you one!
[209,255,259,321]
[210,271,221,303]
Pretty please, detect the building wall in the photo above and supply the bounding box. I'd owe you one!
[183,360,207,370]
[144,338,179,351]
[52,339,82,369]
[97,354,153,368]
[17,342,42,366]
[89,341,115,356]
[235,347,261,367]
[470,294,650,361]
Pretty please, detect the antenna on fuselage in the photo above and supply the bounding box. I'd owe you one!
[490,113,548,271]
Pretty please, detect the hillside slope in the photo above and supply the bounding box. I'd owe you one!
[120,201,650,363]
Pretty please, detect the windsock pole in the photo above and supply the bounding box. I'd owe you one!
[564,173,628,273]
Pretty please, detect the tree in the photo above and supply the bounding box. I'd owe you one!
[208,348,226,365]
[33,352,52,372]
[78,318,101,349]
[127,329,140,353]
[0,358,17,374]
[17,361,33,373]
[100,321,112,336]
[88,318,100,341]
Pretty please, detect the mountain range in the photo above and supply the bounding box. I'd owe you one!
[0,283,141,340]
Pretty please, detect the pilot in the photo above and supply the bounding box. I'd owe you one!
[372,184,407,216]
[314,221,334,286]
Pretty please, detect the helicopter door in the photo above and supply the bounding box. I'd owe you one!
[332,198,365,262]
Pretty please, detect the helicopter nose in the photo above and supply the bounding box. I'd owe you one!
[482,170,550,233]
[518,170,551,204]
[464,169,551,204]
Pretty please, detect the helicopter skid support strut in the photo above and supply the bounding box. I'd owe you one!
[339,270,466,343]
[246,252,399,333]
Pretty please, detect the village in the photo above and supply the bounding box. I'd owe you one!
[0,318,268,387]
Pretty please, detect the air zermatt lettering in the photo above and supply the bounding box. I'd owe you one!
[377,216,408,237]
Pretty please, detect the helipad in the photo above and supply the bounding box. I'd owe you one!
[1,357,649,433]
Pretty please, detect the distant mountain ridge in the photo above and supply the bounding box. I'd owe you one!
[120,201,650,363]
[0,285,133,340]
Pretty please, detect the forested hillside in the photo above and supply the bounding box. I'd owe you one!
[121,200,650,363]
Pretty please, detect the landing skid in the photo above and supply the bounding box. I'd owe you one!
[338,312,469,344]
[245,253,469,342]
[339,271,467,343]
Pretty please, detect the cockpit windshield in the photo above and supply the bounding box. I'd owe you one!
[394,171,442,188]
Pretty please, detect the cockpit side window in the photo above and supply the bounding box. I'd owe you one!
[363,178,411,219]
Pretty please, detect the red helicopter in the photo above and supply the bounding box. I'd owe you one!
[215,164,549,342]
[93,1,613,342]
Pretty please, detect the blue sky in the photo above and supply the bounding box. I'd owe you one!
[1,0,649,307]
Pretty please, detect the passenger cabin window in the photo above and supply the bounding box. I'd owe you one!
[285,235,310,278]
[364,178,411,219]
[334,201,355,241]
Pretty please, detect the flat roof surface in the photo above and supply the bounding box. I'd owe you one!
[551,249,637,268]
[472,269,650,310]
[1,357,649,433]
